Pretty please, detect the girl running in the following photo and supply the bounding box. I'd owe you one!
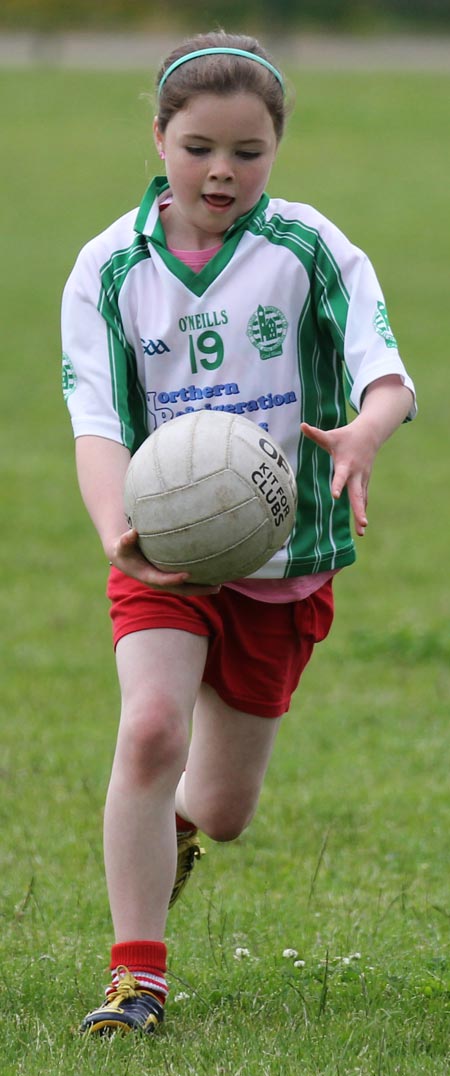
[62,29,416,1035]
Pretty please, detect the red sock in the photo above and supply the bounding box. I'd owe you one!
[109,940,168,1003]
[176,812,196,833]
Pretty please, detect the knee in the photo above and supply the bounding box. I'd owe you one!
[201,805,253,844]
[116,694,188,785]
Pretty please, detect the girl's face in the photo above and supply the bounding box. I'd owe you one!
[153,92,278,249]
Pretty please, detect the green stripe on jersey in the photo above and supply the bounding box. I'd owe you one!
[98,237,149,453]
[250,211,355,573]
[292,292,352,571]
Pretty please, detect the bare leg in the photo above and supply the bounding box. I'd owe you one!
[178,682,282,842]
[104,628,208,941]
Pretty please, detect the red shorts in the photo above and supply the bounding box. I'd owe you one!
[107,568,334,719]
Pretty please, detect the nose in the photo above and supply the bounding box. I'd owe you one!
[208,153,234,182]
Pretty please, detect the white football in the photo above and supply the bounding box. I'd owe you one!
[124,410,297,585]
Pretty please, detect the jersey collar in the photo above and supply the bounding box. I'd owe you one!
[134,175,269,245]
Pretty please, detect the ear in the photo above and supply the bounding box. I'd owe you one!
[153,117,165,160]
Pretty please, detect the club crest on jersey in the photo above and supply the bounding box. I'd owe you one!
[373,302,398,349]
[247,305,288,360]
[62,353,77,399]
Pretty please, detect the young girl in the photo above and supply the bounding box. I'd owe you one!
[62,30,416,1035]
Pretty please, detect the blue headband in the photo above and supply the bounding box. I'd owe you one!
[158,47,285,96]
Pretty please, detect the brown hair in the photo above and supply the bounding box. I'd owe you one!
[156,30,286,143]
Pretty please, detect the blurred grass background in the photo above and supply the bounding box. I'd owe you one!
[0,43,449,1076]
[1,0,450,33]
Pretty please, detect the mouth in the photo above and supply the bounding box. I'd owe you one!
[202,193,235,210]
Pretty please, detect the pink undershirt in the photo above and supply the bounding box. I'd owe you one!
[167,233,338,603]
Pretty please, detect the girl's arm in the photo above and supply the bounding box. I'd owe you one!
[301,374,414,537]
[75,435,219,593]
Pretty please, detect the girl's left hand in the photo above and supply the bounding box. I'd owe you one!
[301,418,375,536]
[301,375,414,537]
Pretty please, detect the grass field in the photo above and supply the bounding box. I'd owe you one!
[1,64,449,1074]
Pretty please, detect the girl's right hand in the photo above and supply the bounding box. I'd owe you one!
[75,437,221,594]
[109,527,221,595]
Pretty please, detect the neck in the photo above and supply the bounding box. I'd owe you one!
[160,202,224,252]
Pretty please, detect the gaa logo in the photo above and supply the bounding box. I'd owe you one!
[141,338,171,357]
[247,304,288,360]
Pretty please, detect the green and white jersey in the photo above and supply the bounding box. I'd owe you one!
[62,177,416,579]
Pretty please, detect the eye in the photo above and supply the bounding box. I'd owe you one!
[185,146,210,156]
[236,150,262,160]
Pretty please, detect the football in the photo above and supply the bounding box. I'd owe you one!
[124,410,297,585]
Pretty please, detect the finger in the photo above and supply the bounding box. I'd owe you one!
[330,462,349,500]
[118,527,140,549]
[144,572,221,595]
[300,422,335,454]
[347,479,368,536]
[144,568,190,587]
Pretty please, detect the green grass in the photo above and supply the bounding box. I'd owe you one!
[1,67,449,1074]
